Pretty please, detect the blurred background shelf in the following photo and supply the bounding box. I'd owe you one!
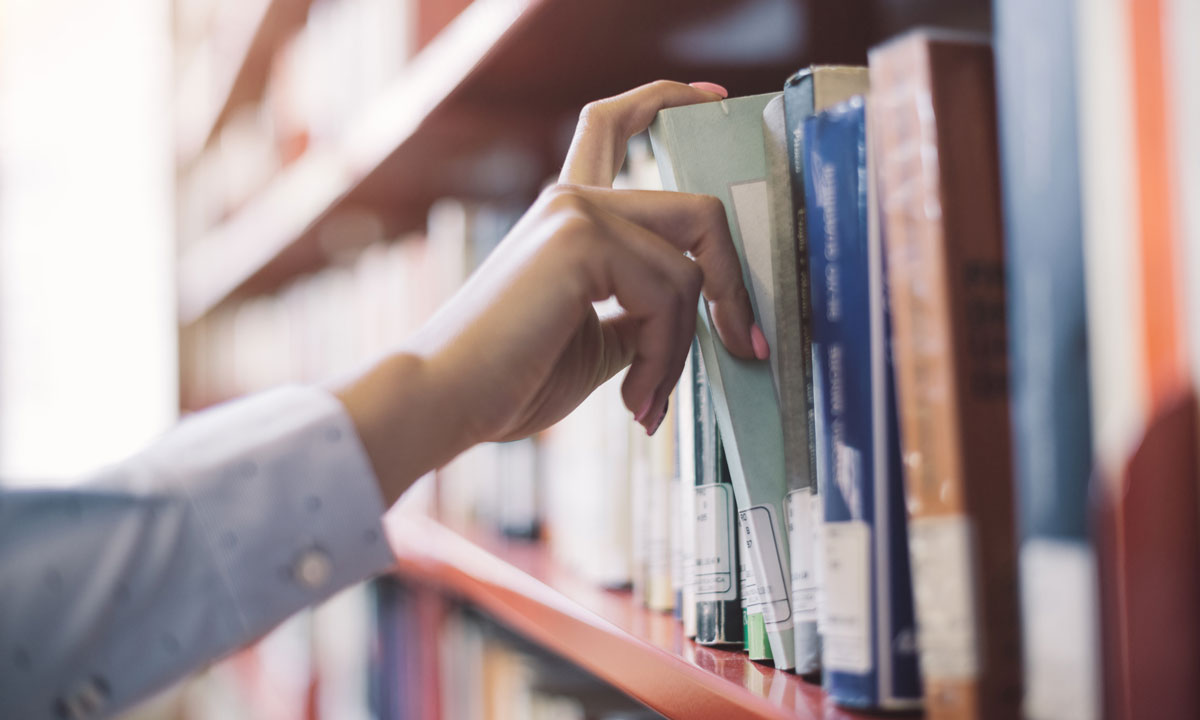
[175,0,984,325]
[384,507,882,720]
[175,0,315,164]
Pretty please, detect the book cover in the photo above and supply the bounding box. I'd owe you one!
[780,64,870,678]
[692,348,744,648]
[803,96,921,710]
[870,29,1021,719]
[650,92,795,670]
[994,2,1100,717]
[1076,0,1200,716]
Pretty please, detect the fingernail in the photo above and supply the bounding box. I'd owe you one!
[634,395,655,424]
[750,324,770,360]
[689,82,728,99]
[647,397,669,436]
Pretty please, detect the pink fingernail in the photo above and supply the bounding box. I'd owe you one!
[689,82,728,99]
[634,395,655,424]
[750,324,770,360]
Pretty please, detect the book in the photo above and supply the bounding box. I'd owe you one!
[650,92,796,671]
[1168,0,1200,392]
[675,348,698,637]
[802,96,921,710]
[779,63,870,678]
[759,94,819,676]
[648,400,677,612]
[739,513,773,662]
[1076,0,1200,716]
[691,349,744,648]
[869,29,1021,719]
[993,2,1100,718]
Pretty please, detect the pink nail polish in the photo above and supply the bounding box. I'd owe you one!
[750,324,770,360]
[689,81,728,99]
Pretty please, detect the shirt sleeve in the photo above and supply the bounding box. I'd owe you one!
[0,386,397,720]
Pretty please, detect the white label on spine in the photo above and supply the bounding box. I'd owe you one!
[813,489,827,632]
[823,520,871,673]
[908,515,980,678]
[1021,539,1100,720]
[670,477,683,594]
[694,483,737,600]
[786,489,818,621]
[740,505,792,630]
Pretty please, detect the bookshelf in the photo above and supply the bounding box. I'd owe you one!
[175,0,315,165]
[385,507,876,720]
[174,0,994,715]
[175,0,985,325]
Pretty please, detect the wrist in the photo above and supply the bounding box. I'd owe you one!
[332,351,476,506]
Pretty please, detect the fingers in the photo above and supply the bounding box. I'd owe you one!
[560,80,727,187]
[548,186,759,360]
[545,192,703,433]
[591,209,701,432]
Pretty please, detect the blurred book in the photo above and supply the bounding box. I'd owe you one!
[1076,0,1200,717]
[779,63,869,678]
[802,96,920,710]
[870,28,1020,719]
[993,3,1100,718]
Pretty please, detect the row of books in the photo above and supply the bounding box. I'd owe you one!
[632,3,1199,719]
[176,0,475,248]
[180,3,1200,718]
[371,579,660,720]
[181,200,522,409]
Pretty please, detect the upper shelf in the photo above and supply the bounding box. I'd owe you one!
[175,0,314,166]
[384,508,888,720]
[175,0,988,324]
[175,0,885,324]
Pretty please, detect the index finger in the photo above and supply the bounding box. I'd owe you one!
[560,80,727,187]
[551,186,758,360]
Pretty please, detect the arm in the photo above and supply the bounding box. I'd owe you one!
[0,80,759,720]
[0,387,394,720]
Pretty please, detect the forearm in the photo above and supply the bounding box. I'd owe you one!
[0,387,396,719]
[331,351,479,507]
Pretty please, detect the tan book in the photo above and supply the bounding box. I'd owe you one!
[869,29,1021,719]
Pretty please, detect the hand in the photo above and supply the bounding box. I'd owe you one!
[335,80,761,505]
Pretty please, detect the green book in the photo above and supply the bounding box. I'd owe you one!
[650,92,795,671]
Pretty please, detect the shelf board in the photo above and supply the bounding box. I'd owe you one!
[384,508,897,720]
[176,0,314,166]
[176,0,883,324]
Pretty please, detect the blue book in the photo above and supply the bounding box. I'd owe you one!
[995,1,1099,717]
[802,97,921,710]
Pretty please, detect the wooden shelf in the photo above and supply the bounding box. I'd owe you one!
[175,0,314,166]
[384,508,898,720]
[175,0,887,324]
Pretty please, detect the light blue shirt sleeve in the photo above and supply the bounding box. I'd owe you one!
[0,386,397,720]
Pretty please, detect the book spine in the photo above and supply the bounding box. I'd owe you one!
[676,348,698,637]
[783,72,827,677]
[870,32,1021,719]
[693,350,744,647]
[763,93,821,676]
[648,398,676,612]
[994,2,1100,718]
[804,97,920,710]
